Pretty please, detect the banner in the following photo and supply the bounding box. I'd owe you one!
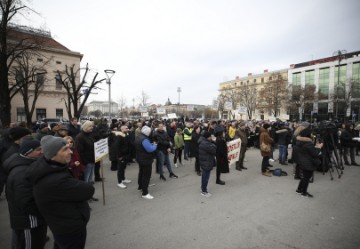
[167,113,177,119]
[212,100,219,110]
[187,105,194,111]
[224,101,232,110]
[227,138,241,166]
[94,138,109,162]
[157,107,166,114]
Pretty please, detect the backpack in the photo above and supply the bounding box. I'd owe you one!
[272,168,288,177]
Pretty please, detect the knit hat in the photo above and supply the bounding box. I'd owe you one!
[20,140,41,156]
[81,121,94,131]
[239,121,246,127]
[141,126,152,137]
[263,123,271,129]
[41,135,68,160]
[9,127,32,141]
[203,131,212,138]
[300,128,312,138]
[57,124,68,131]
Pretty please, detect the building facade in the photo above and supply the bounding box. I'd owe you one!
[9,26,83,123]
[288,50,360,122]
[219,69,289,121]
[86,100,119,115]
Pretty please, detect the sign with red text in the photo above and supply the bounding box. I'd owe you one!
[227,138,241,166]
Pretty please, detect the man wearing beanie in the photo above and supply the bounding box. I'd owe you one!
[27,135,94,249]
[3,140,47,249]
[135,125,157,199]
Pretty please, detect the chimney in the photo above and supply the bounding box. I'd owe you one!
[248,73,252,76]
[264,69,268,73]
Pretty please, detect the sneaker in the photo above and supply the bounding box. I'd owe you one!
[174,163,178,168]
[117,182,127,189]
[201,192,211,197]
[216,180,225,185]
[301,192,313,198]
[269,158,275,163]
[160,175,167,181]
[196,171,201,176]
[296,189,302,195]
[122,179,132,184]
[142,194,154,200]
[170,173,178,179]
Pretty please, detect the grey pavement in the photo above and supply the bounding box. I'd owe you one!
[1,148,360,249]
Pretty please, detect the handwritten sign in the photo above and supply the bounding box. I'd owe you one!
[227,138,241,166]
[94,138,109,162]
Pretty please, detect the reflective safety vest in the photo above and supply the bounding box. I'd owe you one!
[183,128,193,141]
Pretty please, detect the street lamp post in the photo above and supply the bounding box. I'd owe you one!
[104,69,115,120]
[177,87,181,105]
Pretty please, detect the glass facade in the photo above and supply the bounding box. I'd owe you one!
[318,68,329,100]
[305,70,315,86]
[352,62,360,98]
[292,73,301,86]
[334,65,347,98]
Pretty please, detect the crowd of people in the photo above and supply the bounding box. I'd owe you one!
[0,117,360,248]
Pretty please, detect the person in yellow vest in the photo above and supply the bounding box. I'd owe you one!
[183,122,193,160]
[228,121,237,140]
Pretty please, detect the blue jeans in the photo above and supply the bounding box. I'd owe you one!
[156,150,173,175]
[201,169,211,193]
[278,144,287,163]
[184,140,191,159]
[84,163,95,183]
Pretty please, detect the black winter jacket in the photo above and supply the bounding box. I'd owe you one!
[27,157,94,235]
[293,136,321,171]
[190,132,201,157]
[199,136,216,171]
[3,153,45,229]
[75,131,95,165]
[153,130,170,152]
[135,133,156,165]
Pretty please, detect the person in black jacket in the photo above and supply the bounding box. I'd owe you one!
[294,128,323,198]
[215,129,229,185]
[199,131,216,197]
[3,140,47,249]
[67,117,81,139]
[27,135,94,249]
[340,123,359,166]
[190,125,202,176]
[114,125,131,189]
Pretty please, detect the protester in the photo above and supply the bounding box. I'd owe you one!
[54,124,68,138]
[199,131,217,197]
[294,128,323,198]
[276,123,291,165]
[3,139,47,249]
[260,123,273,177]
[174,128,184,168]
[235,121,248,171]
[35,123,49,141]
[64,135,84,180]
[190,125,202,176]
[115,125,132,189]
[135,126,157,200]
[27,135,94,248]
[340,123,359,166]
[67,117,81,139]
[215,128,229,185]
[183,122,193,160]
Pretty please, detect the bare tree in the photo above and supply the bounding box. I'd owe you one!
[118,94,127,112]
[56,63,105,119]
[237,83,257,120]
[218,86,239,119]
[0,1,44,126]
[290,84,316,120]
[257,73,289,117]
[9,50,50,127]
[331,78,360,118]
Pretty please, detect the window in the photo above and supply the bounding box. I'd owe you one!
[261,78,264,83]
[17,107,26,122]
[318,68,329,100]
[352,62,360,98]
[36,108,46,120]
[56,109,63,119]
[56,61,62,64]
[269,76,272,81]
[305,70,315,86]
[37,58,43,62]
[55,75,62,90]
[318,102,328,114]
[292,73,301,86]
[254,79,257,83]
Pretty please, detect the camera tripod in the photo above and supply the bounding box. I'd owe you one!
[321,131,344,180]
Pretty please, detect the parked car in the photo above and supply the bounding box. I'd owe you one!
[36,118,69,128]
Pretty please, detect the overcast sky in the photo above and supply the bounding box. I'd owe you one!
[16,0,360,107]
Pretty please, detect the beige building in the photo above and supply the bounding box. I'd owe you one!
[219,69,288,120]
[9,26,83,123]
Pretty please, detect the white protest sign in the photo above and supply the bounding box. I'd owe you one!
[227,138,241,166]
[94,138,109,163]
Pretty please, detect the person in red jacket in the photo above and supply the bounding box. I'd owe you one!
[64,136,84,180]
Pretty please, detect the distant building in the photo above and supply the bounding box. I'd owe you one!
[288,50,360,121]
[9,25,83,122]
[87,100,119,114]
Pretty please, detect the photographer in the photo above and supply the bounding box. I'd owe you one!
[294,128,323,198]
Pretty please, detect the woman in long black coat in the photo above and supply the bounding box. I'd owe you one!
[215,129,229,185]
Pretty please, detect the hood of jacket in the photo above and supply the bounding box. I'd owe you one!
[27,156,68,184]
[296,136,312,146]
[112,131,126,137]
[3,153,36,174]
